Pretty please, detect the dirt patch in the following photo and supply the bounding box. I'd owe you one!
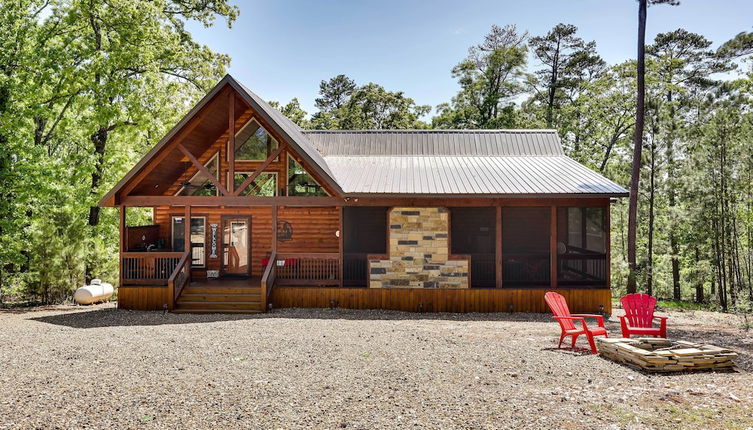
[0,304,751,429]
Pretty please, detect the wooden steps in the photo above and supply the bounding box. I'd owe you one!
[174,279,263,313]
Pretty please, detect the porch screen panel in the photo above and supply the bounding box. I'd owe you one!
[502,207,550,286]
[557,207,607,287]
[450,207,496,288]
[343,207,388,286]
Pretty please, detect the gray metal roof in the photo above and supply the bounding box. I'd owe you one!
[303,129,565,156]
[323,155,627,196]
[300,129,627,197]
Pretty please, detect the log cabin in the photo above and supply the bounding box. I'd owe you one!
[99,75,628,314]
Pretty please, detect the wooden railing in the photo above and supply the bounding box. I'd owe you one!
[274,253,340,286]
[471,253,496,287]
[260,251,277,311]
[167,251,191,310]
[121,252,183,285]
[502,253,550,286]
[343,253,368,286]
[559,253,607,286]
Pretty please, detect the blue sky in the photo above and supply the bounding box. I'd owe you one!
[187,0,753,116]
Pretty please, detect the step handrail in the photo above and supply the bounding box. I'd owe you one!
[167,251,191,311]
[260,251,277,312]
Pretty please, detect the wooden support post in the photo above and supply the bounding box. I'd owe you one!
[184,205,191,254]
[119,205,126,289]
[606,203,612,291]
[338,206,344,288]
[496,205,502,288]
[272,205,278,254]
[228,92,235,194]
[550,206,558,289]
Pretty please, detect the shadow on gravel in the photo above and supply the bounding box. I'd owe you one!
[28,305,566,328]
[29,308,261,328]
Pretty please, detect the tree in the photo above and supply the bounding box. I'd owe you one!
[626,0,679,294]
[311,78,429,130]
[314,74,356,112]
[433,25,528,129]
[528,23,605,128]
[644,29,722,298]
[269,98,309,128]
[0,0,235,301]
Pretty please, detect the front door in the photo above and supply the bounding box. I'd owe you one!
[222,217,250,276]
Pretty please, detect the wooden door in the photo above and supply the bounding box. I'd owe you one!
[222,217,250,276]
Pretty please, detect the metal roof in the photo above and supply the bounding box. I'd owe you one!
[99,75,627,205]
[302,129,627,197]
[303,129,565,156]
[324,155,627,196]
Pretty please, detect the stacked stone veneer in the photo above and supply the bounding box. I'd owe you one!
[369,207,469,289]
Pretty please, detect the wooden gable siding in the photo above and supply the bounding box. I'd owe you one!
[153,206,340,277]
[160,105,335,200]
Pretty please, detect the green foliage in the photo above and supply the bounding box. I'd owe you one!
[311,79,429,129]
[0,0,234,303]
[433,25,528,129]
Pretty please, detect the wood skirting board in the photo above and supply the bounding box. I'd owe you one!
[118,285,611,314]
[269,287,612,314]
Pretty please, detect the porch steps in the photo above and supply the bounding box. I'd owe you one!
[174,280,263,313]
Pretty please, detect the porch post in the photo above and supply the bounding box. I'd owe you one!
[119,205,126,288]
[550,206,558,289]
[184,205,191,253]
[606,203,611,290]
[496,205,502,288]
[227,92,235,194]
[338,206,344,288]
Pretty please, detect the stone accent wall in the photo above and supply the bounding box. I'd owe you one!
[369,207,469,289]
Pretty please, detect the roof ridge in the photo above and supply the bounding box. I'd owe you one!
[322,154,570,158]
[301,129,559,134]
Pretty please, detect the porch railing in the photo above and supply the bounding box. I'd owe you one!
[502,253,550,286]
[274,253,340,286]
[559,253,607,286]
[167,251,191,310]
[120,252,184,285]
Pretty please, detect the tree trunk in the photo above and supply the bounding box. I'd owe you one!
[666,92,681,301]
[87,127,107,227]
[627,0,647,294]
[646,136,656,296]
[694,246,703,303]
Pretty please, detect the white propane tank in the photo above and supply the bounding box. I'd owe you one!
[74,279,114,305]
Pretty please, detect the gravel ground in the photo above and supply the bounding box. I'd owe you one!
[0,304,751,429]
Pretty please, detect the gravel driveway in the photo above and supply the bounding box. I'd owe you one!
[0,304,751,429]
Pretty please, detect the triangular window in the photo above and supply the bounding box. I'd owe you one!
[287,157,328,196]
[234,172,277,196]
[176,153,219,196]
[235,119,279,161]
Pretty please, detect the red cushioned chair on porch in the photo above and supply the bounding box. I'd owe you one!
[619,293,667,338]
[544,291,608,354]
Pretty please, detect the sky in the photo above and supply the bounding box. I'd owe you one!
[186,0,753,117]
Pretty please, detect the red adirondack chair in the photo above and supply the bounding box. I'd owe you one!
[619,293,667,338]
[544,291,608,354]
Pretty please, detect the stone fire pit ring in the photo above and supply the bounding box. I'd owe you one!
[596,337,738,373]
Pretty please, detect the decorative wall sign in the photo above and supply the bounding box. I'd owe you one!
[209,223,218,258]
[277,220,293,242]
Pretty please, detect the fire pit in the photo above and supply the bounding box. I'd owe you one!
[596,337,738,372]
